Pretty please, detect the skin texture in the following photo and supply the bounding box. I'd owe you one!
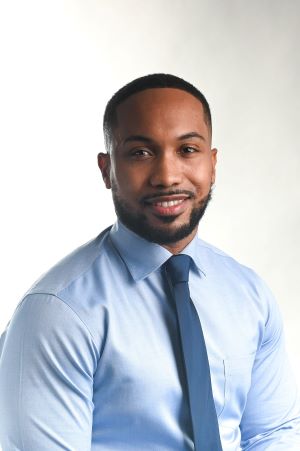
[98,88,217,254]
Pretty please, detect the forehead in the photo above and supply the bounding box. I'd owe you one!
[114,88,209,140]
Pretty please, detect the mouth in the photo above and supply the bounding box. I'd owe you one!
[143,193,192,217]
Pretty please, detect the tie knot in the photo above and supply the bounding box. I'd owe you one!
[165,254,192,285]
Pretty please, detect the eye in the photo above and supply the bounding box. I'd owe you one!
[180,146,199,155]
[130,148,152,159]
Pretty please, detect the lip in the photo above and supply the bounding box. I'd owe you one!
[144,195,190,216]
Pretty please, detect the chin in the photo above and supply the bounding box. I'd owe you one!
[112,188,212,245]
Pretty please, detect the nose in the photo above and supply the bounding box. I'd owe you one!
[149,152,183,188]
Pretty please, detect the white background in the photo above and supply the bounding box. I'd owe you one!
[0,0,299,386]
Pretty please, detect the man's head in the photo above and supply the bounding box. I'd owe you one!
[98,74,217,253]
[103,74,212,154]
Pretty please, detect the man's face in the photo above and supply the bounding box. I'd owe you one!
[99,88,217,251]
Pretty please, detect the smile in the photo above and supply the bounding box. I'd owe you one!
[144,195,190,217]
[152,199,185,208]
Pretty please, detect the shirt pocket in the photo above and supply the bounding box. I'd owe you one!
[221,353,256,424]
[209,357,226,418]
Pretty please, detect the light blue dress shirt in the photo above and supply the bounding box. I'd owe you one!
[0,220,300,450]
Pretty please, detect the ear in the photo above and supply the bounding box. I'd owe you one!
[98,153,112,189]
[211,148,217,185]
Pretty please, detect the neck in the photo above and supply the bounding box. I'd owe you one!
[161,227,198,255]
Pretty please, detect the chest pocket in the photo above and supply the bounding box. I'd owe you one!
[210,353,256,421]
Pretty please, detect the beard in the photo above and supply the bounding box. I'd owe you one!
[111,186,212,245]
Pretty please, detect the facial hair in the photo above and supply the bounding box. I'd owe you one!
[111,185,212,245]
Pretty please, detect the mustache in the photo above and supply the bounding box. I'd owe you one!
[141,189,196,202]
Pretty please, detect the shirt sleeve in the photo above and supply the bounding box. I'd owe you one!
[240,281,300,449]
[0,293,99,451]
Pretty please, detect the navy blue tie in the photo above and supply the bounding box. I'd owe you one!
[165,254,222,450]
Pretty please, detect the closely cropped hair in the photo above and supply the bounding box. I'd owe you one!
[103,73,212,153]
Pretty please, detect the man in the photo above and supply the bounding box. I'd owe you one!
[0,74,299,450]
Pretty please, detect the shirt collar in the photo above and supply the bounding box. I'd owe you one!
[109,220,206,281]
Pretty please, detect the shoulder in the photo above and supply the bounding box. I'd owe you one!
[196,237,278,313]
[196,237,257,278]
[7,226,115,352]
[26,226,113,297]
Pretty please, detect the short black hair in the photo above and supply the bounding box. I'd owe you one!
[103,73,212,152]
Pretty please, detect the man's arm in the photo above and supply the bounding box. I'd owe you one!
[240,282,300,449]
[0,293,98,450]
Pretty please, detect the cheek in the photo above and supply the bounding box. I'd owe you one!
[190,165,214,188]
[113,164,148,194]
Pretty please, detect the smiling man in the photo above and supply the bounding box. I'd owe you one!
[0,74,299,450]
[99,86,215,253]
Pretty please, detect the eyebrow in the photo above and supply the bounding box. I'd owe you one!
[123,135,153,145]
[123,132,206,145]
[178,132,206,141]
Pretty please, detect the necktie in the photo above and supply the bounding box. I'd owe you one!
[165,254,222,450]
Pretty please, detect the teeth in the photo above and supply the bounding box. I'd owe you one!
[155,199,184,207]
